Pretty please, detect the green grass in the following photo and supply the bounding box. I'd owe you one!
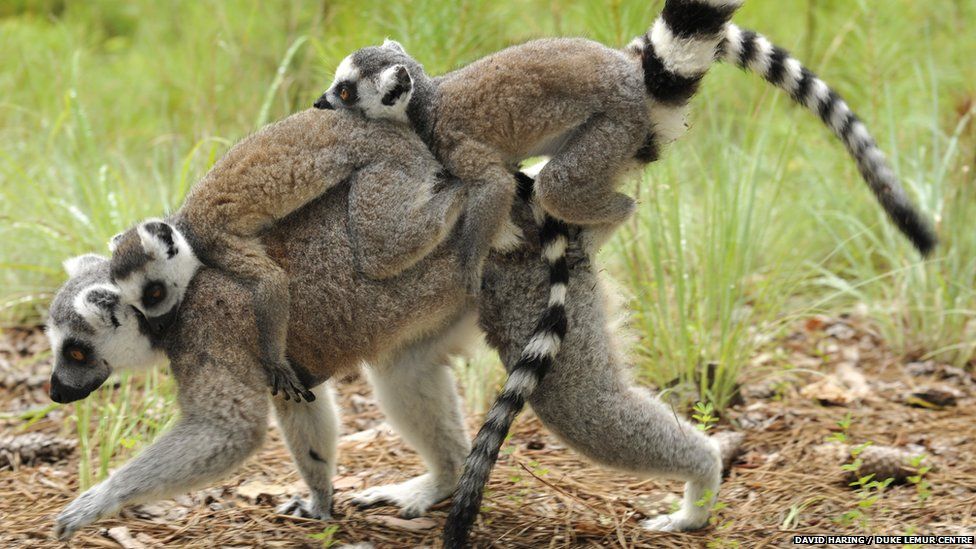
[1,1,974,464]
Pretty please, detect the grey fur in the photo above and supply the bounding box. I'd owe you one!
[316,0,744,293]
[50,110,721,540]
[50,110,479,540]
[108,109,466,403]
[49,199,722,540]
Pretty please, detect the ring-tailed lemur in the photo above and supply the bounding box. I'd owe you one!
[315,0,747,295]
[49,108,727,541]
[49,185,723,542]
[437,16,939,549]
[107,109,470,403]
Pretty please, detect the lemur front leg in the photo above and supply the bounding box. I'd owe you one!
[349,160,467,280]
[443,138,518,294]
[55,392,269,540]
[210,237,314,403]
[273,384,339,520]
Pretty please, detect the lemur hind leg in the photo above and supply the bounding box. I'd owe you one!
[443,136,519,294]
[480,225,722,533]
[534,111,647,228]
[273,383,339,520]
[209,236,313,403]
[351,319,473,518]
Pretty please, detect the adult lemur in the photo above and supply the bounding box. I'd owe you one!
[106,103,473,404]
[49,111,722,541]
[315,6,939,543]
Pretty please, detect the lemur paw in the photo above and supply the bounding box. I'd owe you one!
[641,509,709,532]
[54,485,118,540]
[276,495,332,520]
[350,474,453,519]
[267,360,315,403]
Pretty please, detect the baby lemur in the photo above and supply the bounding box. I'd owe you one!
[314,6,936,261]
[317,0,746,291]
[108,109,467,403]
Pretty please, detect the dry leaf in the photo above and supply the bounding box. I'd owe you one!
[364,515,437,532]
[236,480,289,503]
[333,475,365,491]
[799,363,869,406]
[106,526,146,549]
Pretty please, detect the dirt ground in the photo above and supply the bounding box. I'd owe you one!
[1,316,974,548]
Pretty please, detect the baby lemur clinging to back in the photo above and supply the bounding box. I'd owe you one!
[108,110,467,402]
[314,3,936,264]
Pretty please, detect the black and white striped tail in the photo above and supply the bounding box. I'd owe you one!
[719,24,937,255]
[443,172,569,549]
[627,0,745,162]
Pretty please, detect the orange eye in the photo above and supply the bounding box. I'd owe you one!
[150,287,162,299]
[339,88,350,101]
[70,349,85,362]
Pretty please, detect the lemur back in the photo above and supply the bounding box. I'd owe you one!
[316,0,747,298]
[108,110,467,402]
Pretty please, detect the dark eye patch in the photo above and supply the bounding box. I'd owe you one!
[336,81,358,104]
[142,281,167,308]
[62,339,94,365]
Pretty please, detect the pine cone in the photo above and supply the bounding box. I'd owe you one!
[0,433,76,469]
[854,445,921,483]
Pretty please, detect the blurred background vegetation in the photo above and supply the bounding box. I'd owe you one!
[0,0,973,480]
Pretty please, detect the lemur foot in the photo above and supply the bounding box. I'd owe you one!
[266,360,315,402]
[54,483,118,540]
[350,473,453,519]
[640,509,710,532]
[276,495,332,520]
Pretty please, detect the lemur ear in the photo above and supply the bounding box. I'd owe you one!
[63,254,108,277]
[378,64,413,107]
[108,232,125,253]
[382,39,406,53]
[74,285,121,329]
[136,220,179,260]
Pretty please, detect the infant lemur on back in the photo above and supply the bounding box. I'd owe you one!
[108,110,467,402]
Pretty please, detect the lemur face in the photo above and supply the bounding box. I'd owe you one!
[109,220,201,336]
[313,39,415,123]
[47,254,166,403]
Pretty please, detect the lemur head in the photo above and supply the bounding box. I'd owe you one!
[313,39,424,123]
[47,254,166,403]
[108,219,201,336]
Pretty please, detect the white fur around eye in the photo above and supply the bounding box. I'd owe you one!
[334,56,360,83]
[96,305,166,371]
